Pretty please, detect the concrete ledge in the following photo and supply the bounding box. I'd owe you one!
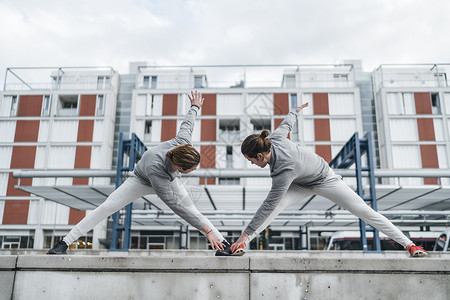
[250,256,449,273]
[3,254,450,300]
[16,255,249,271]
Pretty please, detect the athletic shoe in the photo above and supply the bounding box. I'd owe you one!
[406,244,428,258]
[215,240,232,256]
[47,240,68,255]
[231,243,246,256]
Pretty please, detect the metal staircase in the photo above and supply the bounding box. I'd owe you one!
[110,133,147,251]
[329,132,382,252]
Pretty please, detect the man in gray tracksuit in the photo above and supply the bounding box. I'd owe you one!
[48,91,228,254]
[231,102,427,257]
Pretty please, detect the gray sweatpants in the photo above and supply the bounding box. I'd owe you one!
[64,174,224,245]
[246,178,412,248]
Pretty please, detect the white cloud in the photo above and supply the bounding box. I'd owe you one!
[1,0,449,88]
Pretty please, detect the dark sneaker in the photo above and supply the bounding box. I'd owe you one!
[47,240,68,255]
[406,244,427,258]
[215,240,232,256]
[231,243,246,256]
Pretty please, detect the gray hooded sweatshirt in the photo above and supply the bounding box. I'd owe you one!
[133,106,206,230]
[244,111,340,235]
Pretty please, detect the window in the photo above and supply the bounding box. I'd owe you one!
[97,76,110,89]
[42,95,51,116]
[194,75,206,88]
[290,93,297,109]
[431,93,441,114]
[333,74,348,80]
[58,95,78,116]
[144,120,152,141]
[10,96,18,116]
[143,76,150,88]
[226,146,233,169]
[251,118,271,131]
[218,119,240,142]
[218,178,240,185]
[283,75,296,88]
[144,76,157,88]
[96,95,105,116]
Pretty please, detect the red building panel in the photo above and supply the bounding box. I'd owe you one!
[201,119,216,141]
[417,118,436,141]
[79,95,97,116]
[3,145,36,224]
[17,95,42,116]
[2,199,30,224]
[420,145,439,184]
[14,120,40,142]
[313,93,329,115]
[68,209,86,225]
[414,93,432,114]
[274,93,289,115]
[200,145,216,184]
[161,119,177,141]
[77,120,94,142]
[202,94,216,115]
[162,94,178,115]
[314,119,331,141]
[73,146,92,185]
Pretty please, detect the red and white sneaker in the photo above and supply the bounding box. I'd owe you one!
[406,244,428,258]
[232,244,246,256]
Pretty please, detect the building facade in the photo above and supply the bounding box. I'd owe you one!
[0,62,449,251]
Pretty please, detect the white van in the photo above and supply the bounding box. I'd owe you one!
[433,229,450,251]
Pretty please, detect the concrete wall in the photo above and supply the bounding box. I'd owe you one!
[1,254,449,300]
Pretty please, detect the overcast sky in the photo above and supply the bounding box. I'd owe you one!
[1,0,449,89]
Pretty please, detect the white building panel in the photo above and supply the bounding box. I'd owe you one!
[42,201,70,224]
[135,94,146,117]
[134,119,145,141]
[302,119,314,141]
[38,121,49,142]
[0,121,16,142]
[92,120,104,143]
[444,93,450,114]
[437,145,450,185]
[392,145,422,185]
[245,93,273,116]
[178,94,190,115]
[389,119,418,141]
[151,119,162,142]
[330,119,356,142]
[217,94,243,116]
[48,146,76,169]
[215,145,226,169]
[51,120,78,142]
[90,146,103,169]
[300,93,313,115]
[0,96,13,116]
[433,119,444,141]
[233,145,245,168]
[0,200,3,223]
[387,93,415,115]
[27,200,39,224]
[34,146,47,169]
[0,147,13,168]
[0,173,8,196]
[328,93,355,115]
[152,94,163,116]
